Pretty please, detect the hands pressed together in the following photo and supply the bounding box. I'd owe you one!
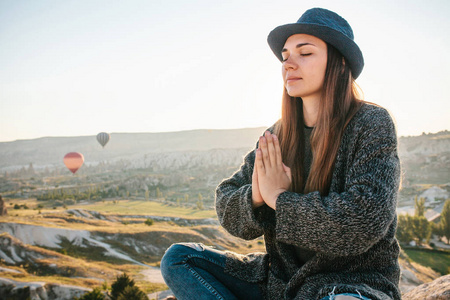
[252,131,292,210]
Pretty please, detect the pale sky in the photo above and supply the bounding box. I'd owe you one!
[1,0,449,142]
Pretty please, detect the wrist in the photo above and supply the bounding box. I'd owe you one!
[252,200,265,209]
[270,190,287,210]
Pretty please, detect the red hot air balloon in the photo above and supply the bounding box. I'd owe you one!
[96,132,110,148]
[63,152,84,174]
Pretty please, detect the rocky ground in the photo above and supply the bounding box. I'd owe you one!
[0,207,448,299]
[403,274,450,300]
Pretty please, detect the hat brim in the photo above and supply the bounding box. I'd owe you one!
[267,23,364,79]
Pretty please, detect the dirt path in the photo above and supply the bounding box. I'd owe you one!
[147,289,173,300]
[430,237,450,249]
[141,266,174,299]
[140,266,165,284]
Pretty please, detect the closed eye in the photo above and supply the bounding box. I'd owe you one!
[282,53,312,61]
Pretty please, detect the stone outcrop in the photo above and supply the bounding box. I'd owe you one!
[0,278,91,300]
[403,274,450,300]
[0,195,7,216]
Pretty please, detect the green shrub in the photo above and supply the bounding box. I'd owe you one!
[117,286,148,300]
[101,281,108,291]
[111,273,135,300]
[76,288,105,300]
[144,218,154,226]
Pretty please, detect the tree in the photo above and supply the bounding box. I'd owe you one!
[76,288,105,300]
[117,286,148,300]
[27,163,36,175]
[156,187,162,198]
[440,199,450,244]
[196,193,204,210]
[110,273,135,300]
[411,215,431,246]
[414,196,426,217]
[396,214,414,244]
[431,222,444,242]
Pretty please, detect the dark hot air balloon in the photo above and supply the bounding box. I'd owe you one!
[96,132,110,148]
[63,152,84,174]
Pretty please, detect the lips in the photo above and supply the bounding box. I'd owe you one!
[286,76,302,84]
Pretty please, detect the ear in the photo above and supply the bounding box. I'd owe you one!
[342,57,345,66]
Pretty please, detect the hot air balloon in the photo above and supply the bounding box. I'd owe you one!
[96,132,110,148]
[63,152,84,174]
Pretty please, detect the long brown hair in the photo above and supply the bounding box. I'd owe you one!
[274,44,363,195]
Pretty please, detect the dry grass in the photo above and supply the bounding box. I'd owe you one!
[0,271,106,289]
[71,199,217,219]
[0,197,266,294]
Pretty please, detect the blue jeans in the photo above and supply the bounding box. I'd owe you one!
[161,243,371,300]
[160,243,264,300]
[320,291,371,300]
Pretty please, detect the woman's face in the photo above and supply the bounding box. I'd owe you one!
[281,34,328,100]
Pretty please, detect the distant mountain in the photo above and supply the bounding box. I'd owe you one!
[398,131,450,157]
[1,129,449,186]
[0,128,267,171]
[398,131,450,185]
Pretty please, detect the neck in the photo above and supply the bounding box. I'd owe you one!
[302,96,320,127]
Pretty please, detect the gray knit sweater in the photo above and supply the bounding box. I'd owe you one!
[215,104,401,300]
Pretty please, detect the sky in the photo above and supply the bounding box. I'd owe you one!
[1,0,449,142]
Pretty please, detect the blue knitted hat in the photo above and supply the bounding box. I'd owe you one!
[267,8,364,79]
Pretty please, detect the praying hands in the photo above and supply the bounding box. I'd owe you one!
[252,131,292,210]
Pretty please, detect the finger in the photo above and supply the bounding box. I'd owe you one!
[259,135,271,168]
[272,134,282,168]
[253,153,259,179]
[253,162,259,184]
[264,131,276,168]
[255,148,265,174]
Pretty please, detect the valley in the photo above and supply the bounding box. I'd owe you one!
[0,128,449,299]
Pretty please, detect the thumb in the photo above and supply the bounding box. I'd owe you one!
[282,163,292,181]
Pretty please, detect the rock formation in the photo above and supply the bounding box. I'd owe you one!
[0,278,91,300]
[403,274,450,300]
[0,195,7,216]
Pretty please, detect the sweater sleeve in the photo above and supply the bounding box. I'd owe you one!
[275,107,400,257]
[215,143,272,240]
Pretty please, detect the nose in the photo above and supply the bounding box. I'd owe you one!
[283,56,297,70]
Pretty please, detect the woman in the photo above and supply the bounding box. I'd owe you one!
[161,7,401,300]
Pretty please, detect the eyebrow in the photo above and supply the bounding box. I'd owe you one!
[281,42,315,53]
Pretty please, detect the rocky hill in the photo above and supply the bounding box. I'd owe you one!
[402,274,450,300]
[1,129,449,187]
[0,128,265,171]
[0,207,266,299]
[398,131,450,185]
[0,129,449,299]
[0,207,446,299]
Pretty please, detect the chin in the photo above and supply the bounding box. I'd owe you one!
[286,89,304,98]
